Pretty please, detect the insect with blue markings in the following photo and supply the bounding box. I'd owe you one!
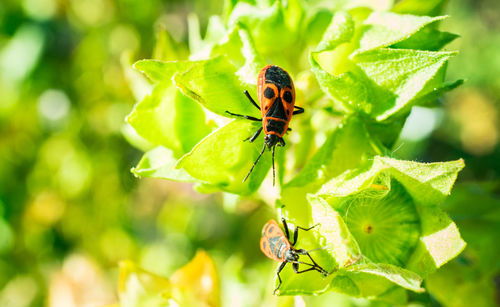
[260,218,328,294]
[226,65,304,185]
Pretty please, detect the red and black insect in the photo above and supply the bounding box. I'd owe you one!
[260,218,328,294]
[226,65,304,185]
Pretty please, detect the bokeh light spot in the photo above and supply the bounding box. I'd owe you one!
[38,89,71,123]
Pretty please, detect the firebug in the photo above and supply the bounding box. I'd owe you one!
[260,218,328,294]
[226,65,304,185]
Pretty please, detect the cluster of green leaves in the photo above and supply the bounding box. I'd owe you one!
[125,0,467,304]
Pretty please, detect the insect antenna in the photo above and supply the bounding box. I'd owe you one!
[243,143,267,182]
[272,145,276,186]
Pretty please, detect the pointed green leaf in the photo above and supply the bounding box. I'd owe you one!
[318,156,465,207]
[377,156,465,206]
[413,79,463,107]
[309,53,360,114]
[315,11,354,52]
[126,83,211,157]
[211,24,266,85]
[173,56,260,118]
[343,263,423,292]
[133,60,192,83]
[229,1,297,57]
[153,28,189,62]
[131,146,199,183]
[353,48,457,120]
[176,119,270,195]
[392,28,459,51]
[355,12,448,54]
[406,205,466,277]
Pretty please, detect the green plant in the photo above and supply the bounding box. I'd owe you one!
[122,0,466,304]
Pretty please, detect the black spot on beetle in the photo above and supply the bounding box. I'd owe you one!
[264,87,275,99]
[283,91,293,103]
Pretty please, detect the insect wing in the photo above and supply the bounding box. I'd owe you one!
[258,65,278,119]
[281,82,295,122]
[260,220,289,261]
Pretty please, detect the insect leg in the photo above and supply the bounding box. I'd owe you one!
[274,261,287,294]
[294,250,328,276]
[292,106,304,115]
[292,262,318,274]
[225,111,261,122]
[272,145,276,186]
[292,223,320,246]
[292,260,328,276]
[244,127,263,142]
[279,138,285,147]
[244,90,261,110]
[281,218,290,241]
[243,143,267,182]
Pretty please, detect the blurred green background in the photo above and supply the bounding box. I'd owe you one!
[0,0,498,306]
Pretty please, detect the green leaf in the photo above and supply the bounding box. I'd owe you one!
[211,24,266,85]
[352,48,457,120]
[392,28,459,51]
[406,205,466,277]
[355,12,448,54]
[318,156,465,207]
[326,263,422,304]
[308,195,362,268]
[133,59,192,83]
[153,28,189,61]
[303,9,333,47]
[173,56,260,118]
[364,114,409,149]
[176,119,270,195]
[285,117,381,191]
[376,157,465,206]
[344,263,423,292]
[282,117,382,225]
[315,11,354,52]
[278,195,424,297]
[131,146,199,183]
[126,83,211,157]
[316,156,466,277]
[228,0,301,67]
[413,79,463,107]
[309,52,362,114]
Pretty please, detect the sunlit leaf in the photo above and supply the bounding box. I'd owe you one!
[355,12,448,54]
[132,146,200,182]
[352,48,457,120]
[173,56,260,118]
[315,11,354,53]
[126,83,212,157]
[176,119,270,195]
